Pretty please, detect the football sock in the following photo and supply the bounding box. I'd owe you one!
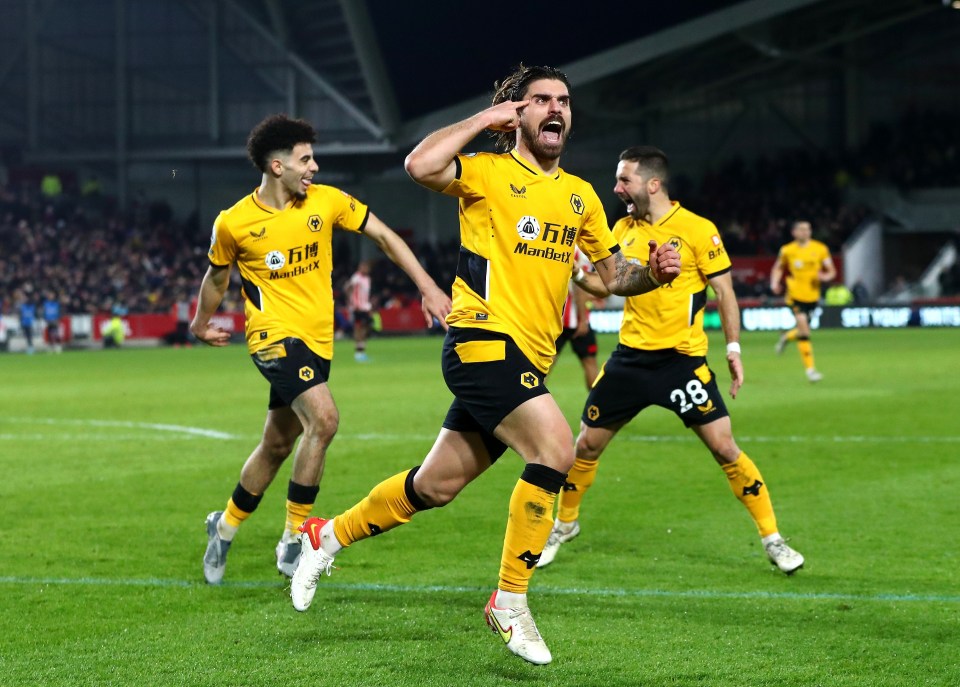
[797,337,815,370]
[721,453,778,537]
[332,466,430,547]
[495,590,527,609]
[784,328,798,342]
[284,480,320,541]
[499,464,566,594]
[557,456,599,522]
[220,483,263,541]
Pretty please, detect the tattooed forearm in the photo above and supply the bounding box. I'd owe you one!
[611,251,661,296]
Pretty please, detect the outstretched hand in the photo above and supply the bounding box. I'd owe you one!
[190,321,231,347]
[726,351,744,399]
[421,285,452,331]
[648,240,681,285]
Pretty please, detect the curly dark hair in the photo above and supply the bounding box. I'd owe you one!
[489,64,571,152]
[246,114,317,173]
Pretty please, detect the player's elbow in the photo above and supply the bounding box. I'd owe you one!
[403,151,431,184]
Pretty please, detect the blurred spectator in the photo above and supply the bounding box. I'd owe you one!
[852,280,870,304]
[17,289,36,354]
[824,283,854,306]
[102,313,125,348]
[42,290,63,353]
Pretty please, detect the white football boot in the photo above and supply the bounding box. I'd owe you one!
[275,538,301,578]
[484,591,552,665]
[535,519,580,568]
[764,537,805,574]
[290,517,336,612]
[203,511,231,585]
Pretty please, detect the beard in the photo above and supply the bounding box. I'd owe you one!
[518,118,567,161]
[624,189,650,220]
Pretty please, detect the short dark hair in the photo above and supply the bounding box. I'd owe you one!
[619,146,670,188]
[489,64,572,152]
[246,114,317,173]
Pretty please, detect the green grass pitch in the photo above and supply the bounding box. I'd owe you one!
[1,328,958,686]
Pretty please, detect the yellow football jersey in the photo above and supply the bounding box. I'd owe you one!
[614,203,731,356]
[208,184,369,358]
[442,150,619,372]
[777,239,831,304]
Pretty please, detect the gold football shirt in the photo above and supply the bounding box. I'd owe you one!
[442,150,619,372]
[777,239,831,304]
[614,202,731,356]
[208,184,369,358]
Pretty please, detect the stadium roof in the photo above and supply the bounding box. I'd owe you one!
[1,0,956,165]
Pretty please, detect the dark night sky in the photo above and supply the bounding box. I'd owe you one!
[369,1,738,119]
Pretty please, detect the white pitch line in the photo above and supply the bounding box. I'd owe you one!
[0,417,238,440]
[0,576,957,604]
[1,419,957,444]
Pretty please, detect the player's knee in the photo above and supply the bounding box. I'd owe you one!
[304,408,339,444]
[710,440,741,464]
[413,476,465,508]
[262,435,296,462]
[576,431,605,461]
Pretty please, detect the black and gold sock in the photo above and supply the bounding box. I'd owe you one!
[721,453,778,537]
[220,483,263,540]
[332,466,431,547]
[557,457,599,523]
[499,464,566,594]
[285,480,319,540]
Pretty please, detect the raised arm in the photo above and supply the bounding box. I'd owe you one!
[190,264,232,346]
[362,212,452,328]
[591,240,680,297]
[403,99,529,191]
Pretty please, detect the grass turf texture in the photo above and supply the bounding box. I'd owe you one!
[1,328,958,686]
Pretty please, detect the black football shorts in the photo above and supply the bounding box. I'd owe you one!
[251,337,331,410]
[440,326,550,462]
[582,345,729,429]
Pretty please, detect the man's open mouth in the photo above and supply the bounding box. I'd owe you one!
[540,119,564,143]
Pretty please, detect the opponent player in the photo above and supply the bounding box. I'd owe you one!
[192,114,450,585]
[344,259,373,361]
[289,66,680,665]
[537,146,804,575]
[770,220,836,382]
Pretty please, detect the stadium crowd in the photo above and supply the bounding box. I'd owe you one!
[2,108,957,323]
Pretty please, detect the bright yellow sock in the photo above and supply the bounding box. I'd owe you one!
[223,497,254,528]
[784,328,798,342]
[797,338,815,370]
[557,457,599,522]
[285,500,313,538]
[499,465,565,594]
[333,468,425,547]
[721,453,778,537]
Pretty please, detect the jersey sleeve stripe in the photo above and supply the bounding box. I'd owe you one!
[705,265,731,279]
[208,259,231,268]
[357,207,371,233]
[453,156,462,180]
